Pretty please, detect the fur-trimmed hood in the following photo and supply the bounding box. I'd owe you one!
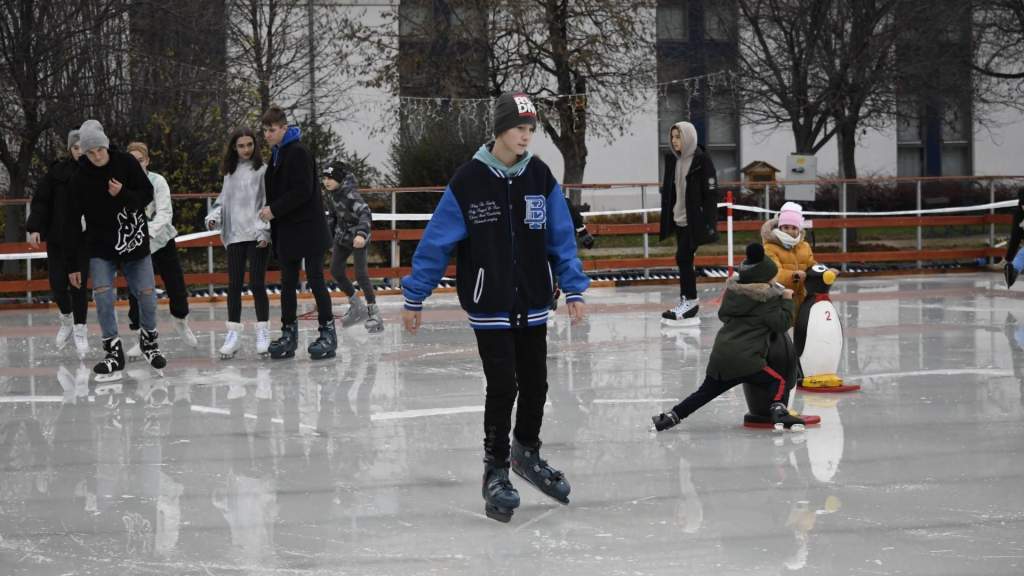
[725,274,785,302]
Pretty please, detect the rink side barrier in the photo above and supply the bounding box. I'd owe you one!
[0,175,1020,304]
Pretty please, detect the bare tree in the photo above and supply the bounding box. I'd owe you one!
[0,0,132,273]
[225,0,358,123]
[973,0,1024,80]
[355,0,657,205]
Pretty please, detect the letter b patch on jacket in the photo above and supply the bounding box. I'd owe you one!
[524,195,546,230]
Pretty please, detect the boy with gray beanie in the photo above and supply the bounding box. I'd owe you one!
[27,128,90,358]
[66,120,164,382]
[402,91,589,522]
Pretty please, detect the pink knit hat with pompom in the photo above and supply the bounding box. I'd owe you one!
[778,202,804,229]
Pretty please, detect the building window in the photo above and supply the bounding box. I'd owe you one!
[657,2,688,42]
[659,89,687,147]
[399,3,432,40]
[705,1,736,41]
[707,107,739,182]
[897,99,924,177]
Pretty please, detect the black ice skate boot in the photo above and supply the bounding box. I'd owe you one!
[510,438,571,504]
[770,402,806,431]
[268,323,298,359]
[652,410,681,431]
[482,461,520,523]
[139,329,167,375]
[94,337,126,383]
[307,320,338,360]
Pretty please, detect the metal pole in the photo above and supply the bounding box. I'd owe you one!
[726,190,735,276]
[641,184,649,278]
[764,183,770,219]
[916,179,923,269]
[840,182,848,272]
[24,204,31,303]
[989,179,996,265]
[391,191,399,288]
[206,198,214,298]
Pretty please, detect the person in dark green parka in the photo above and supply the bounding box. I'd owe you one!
[653,243,804,431]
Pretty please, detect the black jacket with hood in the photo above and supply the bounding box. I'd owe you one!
[658,129,720,244]
[66,147,154,272]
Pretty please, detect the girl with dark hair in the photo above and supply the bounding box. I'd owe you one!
[206,128,272,358]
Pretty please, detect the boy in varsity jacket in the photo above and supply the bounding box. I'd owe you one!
[401,92,589,523]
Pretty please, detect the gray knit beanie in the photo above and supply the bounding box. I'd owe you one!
[78,119,109,152]
[67,129,80,150]
[493,92,538,136]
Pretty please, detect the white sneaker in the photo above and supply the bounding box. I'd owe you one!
[220,322,243,359]
[56,313,74,349]
[73,324,89,358]
[255,321,270,356]
[175,315,198,347]
[661,298,700,326]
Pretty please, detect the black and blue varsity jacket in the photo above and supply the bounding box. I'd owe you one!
[402,155,589,330]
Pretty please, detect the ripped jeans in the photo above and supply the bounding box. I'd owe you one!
[90,256,157,340]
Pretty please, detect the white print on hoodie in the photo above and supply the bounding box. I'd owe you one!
[115,208,147,255]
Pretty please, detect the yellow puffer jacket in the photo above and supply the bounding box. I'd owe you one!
[761,218,817,322]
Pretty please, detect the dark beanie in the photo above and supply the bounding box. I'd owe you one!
[493,92,538,136]
[738,242,778,284]
[321,160,348,182]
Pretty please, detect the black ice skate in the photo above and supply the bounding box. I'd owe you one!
[268,323,298,359]
[307,320,337,360]
[340,296,368,327]
[652,410,681,431]
[139,329,166,376]
[482,463,520,523]
[510,439,571,505]
[94,337,126,383]
[770,402,806,432]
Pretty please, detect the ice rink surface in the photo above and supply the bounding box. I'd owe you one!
[1,272,1022,575]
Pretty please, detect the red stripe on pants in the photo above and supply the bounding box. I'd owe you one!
[762,366,787,402]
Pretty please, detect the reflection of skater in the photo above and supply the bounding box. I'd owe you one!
[27,129,90,357]
[401,92,589,523]
[653,244,803,431]
[659,121,719,325]
[206,128,272,358]
[1003,312,1024,408]
[1004,190,1024,287]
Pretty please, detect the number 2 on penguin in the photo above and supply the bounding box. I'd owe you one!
[825,310,832,321]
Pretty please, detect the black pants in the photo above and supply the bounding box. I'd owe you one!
[474,324,548,465]
[330,243,376,304]
[46,244,90,324]
[226,241,270,322]
[671,367,786,420]
[280,249,333,325]
[675,226,698,300]
[128,239,189,330]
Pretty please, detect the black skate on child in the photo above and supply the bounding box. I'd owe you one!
[482,462,520,523]
[652,410,681,431]
[94,337,126,383]
[268,323,298,359]
[770,402,806,432]
[307,320,338,360]
[510,439,571,504]
[139,329,166,375]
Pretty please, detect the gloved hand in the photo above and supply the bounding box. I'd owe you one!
[577,227,595,249]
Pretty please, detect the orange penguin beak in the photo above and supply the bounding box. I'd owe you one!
[823,270,837,285]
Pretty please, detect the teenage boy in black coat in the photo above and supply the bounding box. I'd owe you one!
[258,106,335,360]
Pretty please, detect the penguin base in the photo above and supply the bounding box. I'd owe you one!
[799,374,860,393]
[744,413,821,429]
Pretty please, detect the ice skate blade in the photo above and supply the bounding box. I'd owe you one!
[485,505,513,523]
[270,351,295,360]
[511,468,570,505]
[219,351,237,360]
[257,352,270,359]
[309,351,336,360]
[367,326,384,334]
[661,317,700,328]
[94,371,123,384]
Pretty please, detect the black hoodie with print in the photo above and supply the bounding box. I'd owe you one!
[65,147,154,272]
